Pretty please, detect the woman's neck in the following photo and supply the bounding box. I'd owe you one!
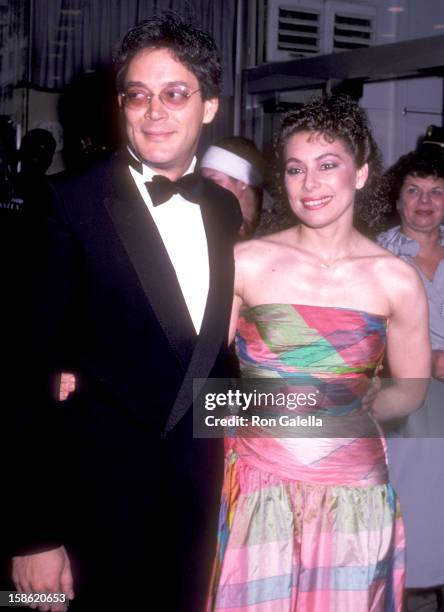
[295,223,360,267]
[401,224,441,250]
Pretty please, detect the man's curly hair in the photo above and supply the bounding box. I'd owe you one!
[273,94,389,235]
[114,11,221,101]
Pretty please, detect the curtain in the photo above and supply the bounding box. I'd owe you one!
[29,0,237,156]
[30,0,236,97]
[0,0,28,118]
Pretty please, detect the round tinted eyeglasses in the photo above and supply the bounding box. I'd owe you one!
[121,86,201,111]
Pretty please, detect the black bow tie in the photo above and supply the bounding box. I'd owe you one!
[145,174,204,206]
[124,148,204,206]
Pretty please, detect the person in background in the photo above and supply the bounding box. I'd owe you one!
[0,115,19,214]
[0,116,24,330]
[15,128,56,234]
[377,144,444,610]
[200,136,265,239]
[18,128,56,178]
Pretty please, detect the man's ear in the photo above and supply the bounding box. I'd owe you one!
[356,163,369,190]
[203,98,219,125]
[117,94,123,110]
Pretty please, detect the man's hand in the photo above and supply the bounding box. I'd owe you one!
[12,546,74,612]
[59,373,76,401]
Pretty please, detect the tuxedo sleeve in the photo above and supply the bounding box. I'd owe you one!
[4,177,79,556]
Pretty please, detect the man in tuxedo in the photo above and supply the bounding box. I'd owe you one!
[10,13,240,612]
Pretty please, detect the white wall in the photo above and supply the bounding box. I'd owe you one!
[253,0,444,165]
[360,0,444,167]
[361,77,443,168]
[372,0,444,43]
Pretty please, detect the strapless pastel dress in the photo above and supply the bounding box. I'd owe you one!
[207,304,405,612]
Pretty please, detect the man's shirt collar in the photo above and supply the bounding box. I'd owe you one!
[126,146,196,181]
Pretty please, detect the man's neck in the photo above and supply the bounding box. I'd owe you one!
[127,146,196,181]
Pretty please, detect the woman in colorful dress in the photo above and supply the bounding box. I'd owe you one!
[207,95,430,612]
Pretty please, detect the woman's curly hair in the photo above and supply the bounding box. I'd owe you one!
[272,94,389,235]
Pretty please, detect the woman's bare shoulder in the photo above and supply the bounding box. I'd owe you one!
[358,235,416,275]
[364,239,425,302]
[235,228,295,262]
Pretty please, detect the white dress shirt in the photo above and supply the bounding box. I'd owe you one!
[128,154,209,333]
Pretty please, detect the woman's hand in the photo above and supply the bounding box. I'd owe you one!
[432,350,444,380]
[361,365,383,413]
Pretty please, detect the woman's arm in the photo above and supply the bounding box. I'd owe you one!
[371,260,431,421]
[228,243,246,345]
[229,293,243,346]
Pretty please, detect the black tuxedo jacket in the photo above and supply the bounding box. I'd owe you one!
[10,148,241,608]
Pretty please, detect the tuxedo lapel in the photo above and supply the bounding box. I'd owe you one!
[103,153,196,370]
[101,153,238,434]
[164,179,238,435]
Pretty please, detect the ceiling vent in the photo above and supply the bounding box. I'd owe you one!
[266,1,323,61]
[277,7,320,56]
[266,0,375,62]
[332,11,373,51]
